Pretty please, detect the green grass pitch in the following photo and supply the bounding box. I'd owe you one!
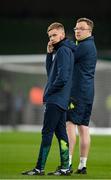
[0,131,111,179]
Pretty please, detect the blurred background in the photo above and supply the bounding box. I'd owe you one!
[0,0,111,130]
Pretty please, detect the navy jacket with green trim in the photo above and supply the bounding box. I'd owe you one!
[71,36,97,104]
[43,38,76,110]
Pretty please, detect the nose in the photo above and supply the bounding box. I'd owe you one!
[50,37,54,42]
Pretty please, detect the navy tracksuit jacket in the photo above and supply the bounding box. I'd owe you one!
[71,36,97,104]
[43,38,76,110]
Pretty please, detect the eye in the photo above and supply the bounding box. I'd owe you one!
[73,27,90,31]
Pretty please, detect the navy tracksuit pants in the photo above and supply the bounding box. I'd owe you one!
[36,103,69,170]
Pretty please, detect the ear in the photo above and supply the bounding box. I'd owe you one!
[60,32,65,39]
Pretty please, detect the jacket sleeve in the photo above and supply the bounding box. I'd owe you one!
[46,53,53,77]
[48,47,71,94]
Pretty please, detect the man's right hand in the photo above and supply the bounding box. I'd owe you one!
[47,41,54,53]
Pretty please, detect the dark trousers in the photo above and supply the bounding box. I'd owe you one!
[36,103,69,170]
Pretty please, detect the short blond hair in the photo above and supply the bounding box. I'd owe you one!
[77,17,94,31]
[47,22,65,33]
